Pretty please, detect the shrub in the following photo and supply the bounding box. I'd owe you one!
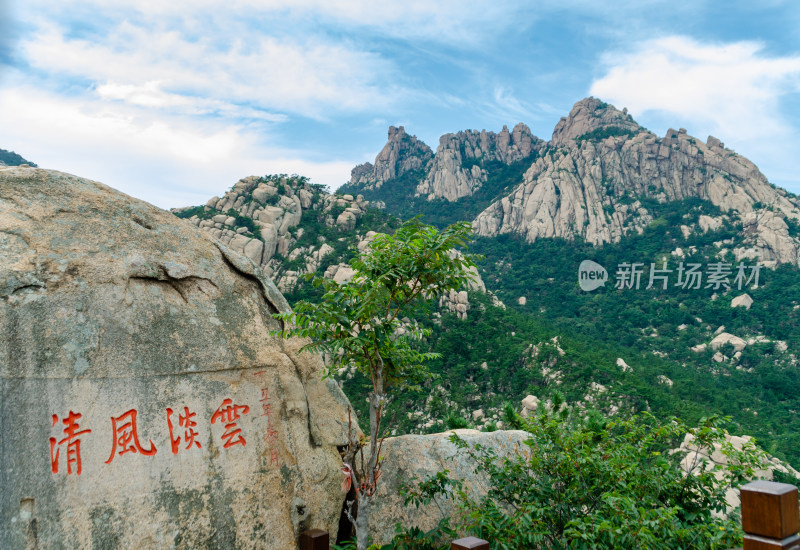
[402,407,764,549]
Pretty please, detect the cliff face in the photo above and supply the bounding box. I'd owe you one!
[344,97,800,267]
[474,98,800,265]
[415,123,545,201]
[173,175,372,291]
[349,125,433,190]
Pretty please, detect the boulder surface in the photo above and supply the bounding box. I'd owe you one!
[367,429,530,545]
[0,166,352,549]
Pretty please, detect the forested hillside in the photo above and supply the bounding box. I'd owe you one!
[175,99,800,468]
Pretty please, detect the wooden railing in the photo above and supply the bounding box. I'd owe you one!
[298,480,800,549]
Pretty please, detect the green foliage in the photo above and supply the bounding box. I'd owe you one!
[276,218,481,550]
[275,218,479,387]
[173,206,212,220]
[785,216,800,238]
[575,126,638,143]
[223,209,261,240]
[340,154,537,230]
[403,410,764,549]
[445,414,470,430]
[0,148,36,167]
[331,196,800,466]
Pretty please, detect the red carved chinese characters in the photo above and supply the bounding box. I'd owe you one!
[105,409,157,463]
[254,371,279,467]
[50,411,91,475]
[166,407,202,454]
[211,398,250,448]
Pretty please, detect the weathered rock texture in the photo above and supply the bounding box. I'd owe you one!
[415,124,545,201]
[173,175,371,292]
[367,429,530,546]
[0,166,354,549]
[344,97,800,268]
[176,184,490,319]
[676,432,800,511]
[474,98,800,261]
[349,126,434,190]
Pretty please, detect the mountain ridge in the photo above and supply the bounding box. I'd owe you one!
[341,97,800,268]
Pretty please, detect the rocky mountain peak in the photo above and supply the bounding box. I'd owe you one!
[349,126,433,190]
[415,123,544,201]
[551,97,640,146]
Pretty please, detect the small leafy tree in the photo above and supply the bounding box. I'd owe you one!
[274,218,478,550]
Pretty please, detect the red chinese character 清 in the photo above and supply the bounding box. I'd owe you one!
[105,409,157,463]
[211,398,250,448]
[166,407,202,454]
[50,411,91,475]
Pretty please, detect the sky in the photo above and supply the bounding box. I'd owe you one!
[1,1,800,209]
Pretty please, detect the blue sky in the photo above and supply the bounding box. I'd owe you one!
[1,1,799,208]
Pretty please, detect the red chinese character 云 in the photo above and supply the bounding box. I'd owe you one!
[50,411,91,475]
[211,398,250,448]
[166,407,202,454]
[105,409,156,463]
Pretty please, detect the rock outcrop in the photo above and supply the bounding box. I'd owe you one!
[710,332,748,353]
[173,175,371,292]
[415,124,544,201]
[349,126,433,190]
[344,97,800,268]
[474,98,800,256]
[366,429,530,545]
[731,293,754,310]
[676,432,800,511]
[0,166,354,549]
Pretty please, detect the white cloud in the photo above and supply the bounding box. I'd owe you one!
[20,0,526,46]
[590,36,800,191]
[20,19,397,120]
[0,85,355,207]
[590,36,800,139]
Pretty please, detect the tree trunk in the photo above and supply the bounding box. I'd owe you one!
[352,384,385,550]
[356,494,370,550]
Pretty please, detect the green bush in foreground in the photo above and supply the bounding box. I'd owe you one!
[393,407,765,549]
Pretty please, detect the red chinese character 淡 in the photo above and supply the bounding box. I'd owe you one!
[50,411,91,475]
[166,407,202,454]
[211,398,250,448]
[105,409,156,463]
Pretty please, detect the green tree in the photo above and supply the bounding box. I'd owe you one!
[275,218,479,550]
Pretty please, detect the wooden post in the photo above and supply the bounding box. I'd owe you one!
[299,529,329,550]
[452,536,490,550]
[740,480,800,549]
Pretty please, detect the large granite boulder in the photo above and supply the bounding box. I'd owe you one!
[367,429,530,546]
[0,166,353,549]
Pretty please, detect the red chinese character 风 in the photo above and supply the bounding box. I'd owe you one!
[105,409,156,463]
[269,448,279,468]
[166,407,202,454]
[211,398,250,448]
[50,411,91,475]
